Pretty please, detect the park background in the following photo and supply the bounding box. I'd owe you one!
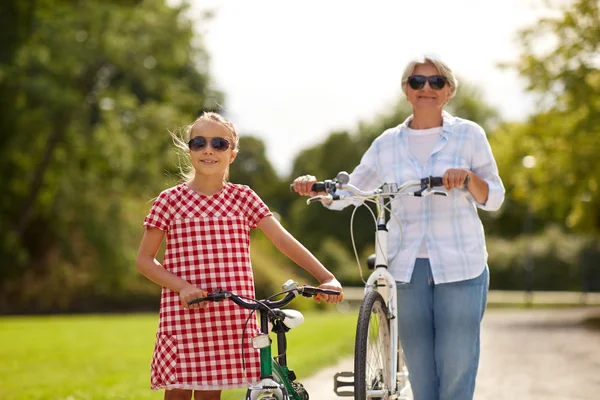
[0,0,599,398]
[1,0,598,313]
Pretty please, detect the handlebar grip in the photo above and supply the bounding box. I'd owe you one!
[187,290,228,306]
[311,182,327,192]
[289,182,328,192]
[301,285,342,297]
[187,297,207,306]
[430,176,444,187]
[318,288,342,295]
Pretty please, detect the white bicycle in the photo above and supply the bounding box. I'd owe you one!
[303,172,447,400]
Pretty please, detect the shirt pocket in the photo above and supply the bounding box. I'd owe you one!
[151,334,179,388]
[432,152,469,175]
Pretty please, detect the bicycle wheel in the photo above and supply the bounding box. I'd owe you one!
[354,291,392,400]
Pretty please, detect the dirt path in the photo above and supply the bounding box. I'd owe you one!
[301,308,600,400]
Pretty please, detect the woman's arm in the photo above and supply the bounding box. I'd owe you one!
[257,216,343,303]
[292,132,388,209]
[442,168,489,204]
[136,227,207,308]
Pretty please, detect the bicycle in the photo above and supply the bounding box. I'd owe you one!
[301,171,447,400]
[188,280,341,400]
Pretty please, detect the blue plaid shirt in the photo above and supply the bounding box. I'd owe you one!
[328,112,505,284]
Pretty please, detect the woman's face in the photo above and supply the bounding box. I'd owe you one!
[405,62,454,112]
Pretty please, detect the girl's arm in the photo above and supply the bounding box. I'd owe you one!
[257,216,343,303]
[136,227,207,309]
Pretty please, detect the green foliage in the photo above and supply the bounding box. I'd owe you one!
[0,0,221,309]
[229,135,294,215]
[505,0,600,233]
[314,237,365,285]
[487,226,600,292]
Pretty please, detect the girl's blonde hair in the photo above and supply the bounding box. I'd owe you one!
[400,54,459,99]
[169,112,240,182]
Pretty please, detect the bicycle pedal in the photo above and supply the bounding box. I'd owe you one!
[333,371,354,397]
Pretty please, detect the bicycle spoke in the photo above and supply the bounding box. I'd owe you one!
[355,291,392,400]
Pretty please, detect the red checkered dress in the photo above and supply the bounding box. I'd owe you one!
[143,182,272,390]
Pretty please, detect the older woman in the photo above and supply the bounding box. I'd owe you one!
[293,55,505,400]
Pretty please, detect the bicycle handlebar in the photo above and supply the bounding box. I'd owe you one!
[187,285,341,310]
[299,173,448,205]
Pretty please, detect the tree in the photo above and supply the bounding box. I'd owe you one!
[505,0,600,233]
[0,0,222,311]
[229,135,291,214]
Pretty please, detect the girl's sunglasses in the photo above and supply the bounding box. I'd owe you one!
[188,136,231,152]
[407,75,448,90]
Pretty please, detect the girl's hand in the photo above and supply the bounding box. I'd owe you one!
[442,168,471,190]
[316,277,344,304]
[292,175,319,196]
[179,284,208,310]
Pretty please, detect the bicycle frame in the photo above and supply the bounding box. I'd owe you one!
[247,308,305,400]
[310,173,445,399]
[187,283,339,400]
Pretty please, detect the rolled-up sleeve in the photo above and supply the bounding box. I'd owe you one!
[471,127,505,211]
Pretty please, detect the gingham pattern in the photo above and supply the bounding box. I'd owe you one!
[328,111,505,284]
[144,183,272,390]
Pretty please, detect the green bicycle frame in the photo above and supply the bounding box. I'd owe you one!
[255,311,306,400]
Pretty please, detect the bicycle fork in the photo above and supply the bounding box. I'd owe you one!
[370,194,401,397]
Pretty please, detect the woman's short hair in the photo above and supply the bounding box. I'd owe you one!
[401,54,459,98]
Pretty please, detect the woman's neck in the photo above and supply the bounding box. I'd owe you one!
[409,109,443,130]
[187,176,226,196]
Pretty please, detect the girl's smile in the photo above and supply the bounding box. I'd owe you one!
[188,121,237,177]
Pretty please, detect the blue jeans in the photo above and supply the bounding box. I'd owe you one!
[396,258,488,400]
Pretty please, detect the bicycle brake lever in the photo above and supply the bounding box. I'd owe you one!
[306,195,333,205]
[417,188,448,197]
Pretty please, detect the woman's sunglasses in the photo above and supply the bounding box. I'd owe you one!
[407,75,448,90]
[187,136,231,152]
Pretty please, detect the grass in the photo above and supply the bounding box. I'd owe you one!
[0,310,357,400]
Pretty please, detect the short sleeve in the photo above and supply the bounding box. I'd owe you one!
[143,190,172,231]
[242,187,272,229]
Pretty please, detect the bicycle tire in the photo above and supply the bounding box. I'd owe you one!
[354,291,392,400]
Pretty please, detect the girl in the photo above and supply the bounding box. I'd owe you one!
[137,112,343,400]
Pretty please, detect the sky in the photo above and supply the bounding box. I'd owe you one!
[177,0,556,176]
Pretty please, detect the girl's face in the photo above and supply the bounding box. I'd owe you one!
[188,120,237,178]
[405,62,454,112]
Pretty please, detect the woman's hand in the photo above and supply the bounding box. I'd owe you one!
[442,168,471,190]
[443,168,489,204]
[316,277,344,304]
[292,175,319,196]
[179,284,208,309]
